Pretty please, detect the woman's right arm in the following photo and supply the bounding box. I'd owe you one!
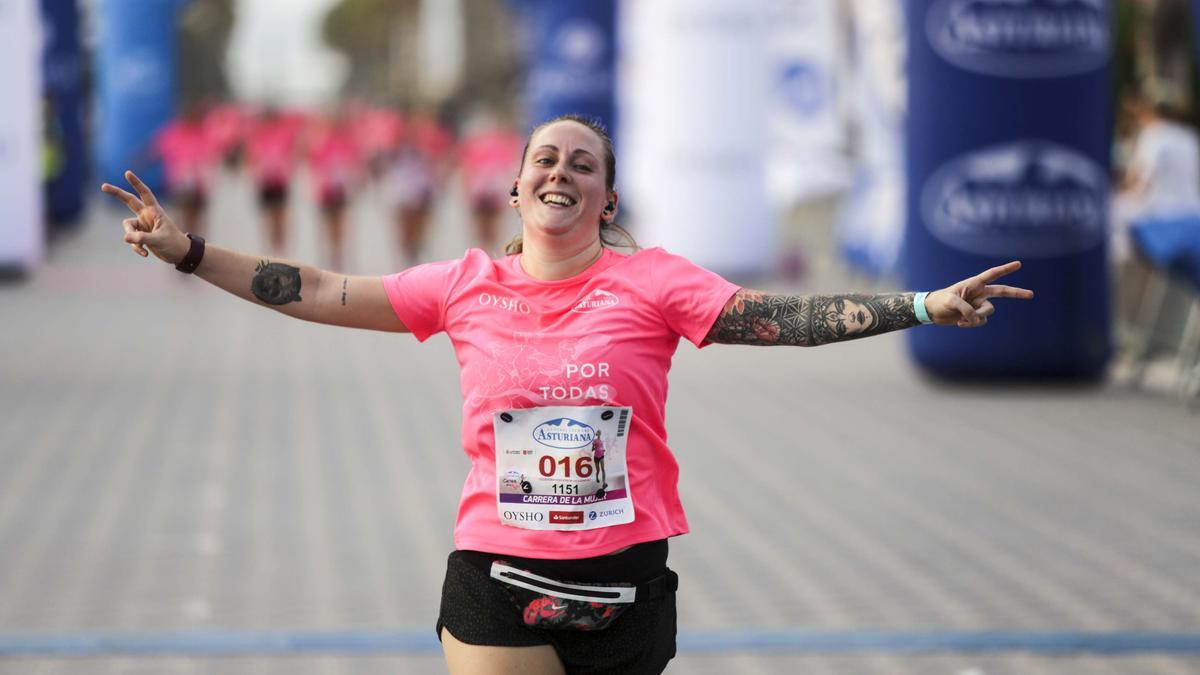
[196,246,407,332]
[102,170,408,333]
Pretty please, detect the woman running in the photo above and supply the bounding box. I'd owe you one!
[385,107,454,266]
[459,114,523,254]
[102,114,1031,675]
[154,102,218,238]
[245,107,302,256]
[307,110,362,271]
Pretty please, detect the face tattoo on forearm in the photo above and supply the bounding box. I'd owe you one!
[251,260,303,306]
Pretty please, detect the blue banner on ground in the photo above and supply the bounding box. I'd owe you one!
[906,0,1112,378]
[509,0,616,132]
[95,0,183,192]
[42,0,86,225]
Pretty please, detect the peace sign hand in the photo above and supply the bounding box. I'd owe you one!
[924,261,1034,328]
[100,170,190,264]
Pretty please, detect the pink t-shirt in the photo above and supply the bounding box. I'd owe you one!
[203,104,248,157]
[458,130,523,205]
[247,116,302,185]
[156,120,217,193]
[308,124,361,198]
[382,247,739,559]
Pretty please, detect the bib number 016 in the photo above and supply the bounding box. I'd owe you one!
[538,455,594,479]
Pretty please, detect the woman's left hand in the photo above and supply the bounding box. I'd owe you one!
[923,261,1034,328]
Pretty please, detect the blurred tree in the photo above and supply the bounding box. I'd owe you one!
[458,0,523,115]
[321,0,521,120]
[177,0,235,103]
[323,0,415,100]
[1150,0,1200,124]
[1114,0,1145,103]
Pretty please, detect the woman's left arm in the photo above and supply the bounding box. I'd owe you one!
[705,261,1034,347]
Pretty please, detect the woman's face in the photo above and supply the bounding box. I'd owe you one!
[837,298,874,334]
[514,120,613,243]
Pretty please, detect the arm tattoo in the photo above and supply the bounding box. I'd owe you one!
[705,289,920,346]
[341,277,348,306]
[250,260,303,305]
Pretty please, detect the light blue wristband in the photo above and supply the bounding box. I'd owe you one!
[913,292,933,324]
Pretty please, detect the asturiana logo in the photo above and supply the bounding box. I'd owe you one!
[532,418,595,449]
[927,0,1109,78]
[571,289,620,313]
[920,140,1107,258]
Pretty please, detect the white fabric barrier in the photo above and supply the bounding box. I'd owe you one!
[835,0,906,277]
[766,0,850,209]
[619,0,773,277]
[0,0,43,271]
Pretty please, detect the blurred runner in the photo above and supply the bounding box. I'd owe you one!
[204,100,249,168]
[155,100,218,238]
[459,111,523,254]
[385,106,454,266]
[308,109,362,272]
[353,101,404,181]
[246,106,303,256]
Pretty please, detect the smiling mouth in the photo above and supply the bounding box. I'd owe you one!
[540,193,576,207]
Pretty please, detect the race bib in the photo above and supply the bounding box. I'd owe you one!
[493,406,634,531]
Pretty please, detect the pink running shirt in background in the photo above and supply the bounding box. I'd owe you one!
[308,121,361,203]
[247,112,303,187]
[458,129,523,209]
[156,119,217,195]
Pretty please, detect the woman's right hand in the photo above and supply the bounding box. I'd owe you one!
[101,170,191,264]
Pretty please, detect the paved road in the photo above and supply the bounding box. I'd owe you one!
[1,170,1198,673]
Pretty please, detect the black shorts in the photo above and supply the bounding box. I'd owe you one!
[258,182,288,208]
[320,188,347,215]
[174,188,207,212]
[437,540,677,675]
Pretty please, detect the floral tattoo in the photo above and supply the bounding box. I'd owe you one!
[705,289,920,346]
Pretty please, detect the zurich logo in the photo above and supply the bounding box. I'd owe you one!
[532,418,595,450]
[555,20,605,66]
[926,0,1109,78]
[920,140,1107,258]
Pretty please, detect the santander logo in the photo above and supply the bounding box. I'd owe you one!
[571,290,620,314]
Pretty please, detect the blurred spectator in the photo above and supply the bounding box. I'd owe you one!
[385,106,455,266]
[155,101,219,238]
[1113,93,1200,263]
[1112,91,1200,330]
[458,110,522,254]
[246,107,304,256]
